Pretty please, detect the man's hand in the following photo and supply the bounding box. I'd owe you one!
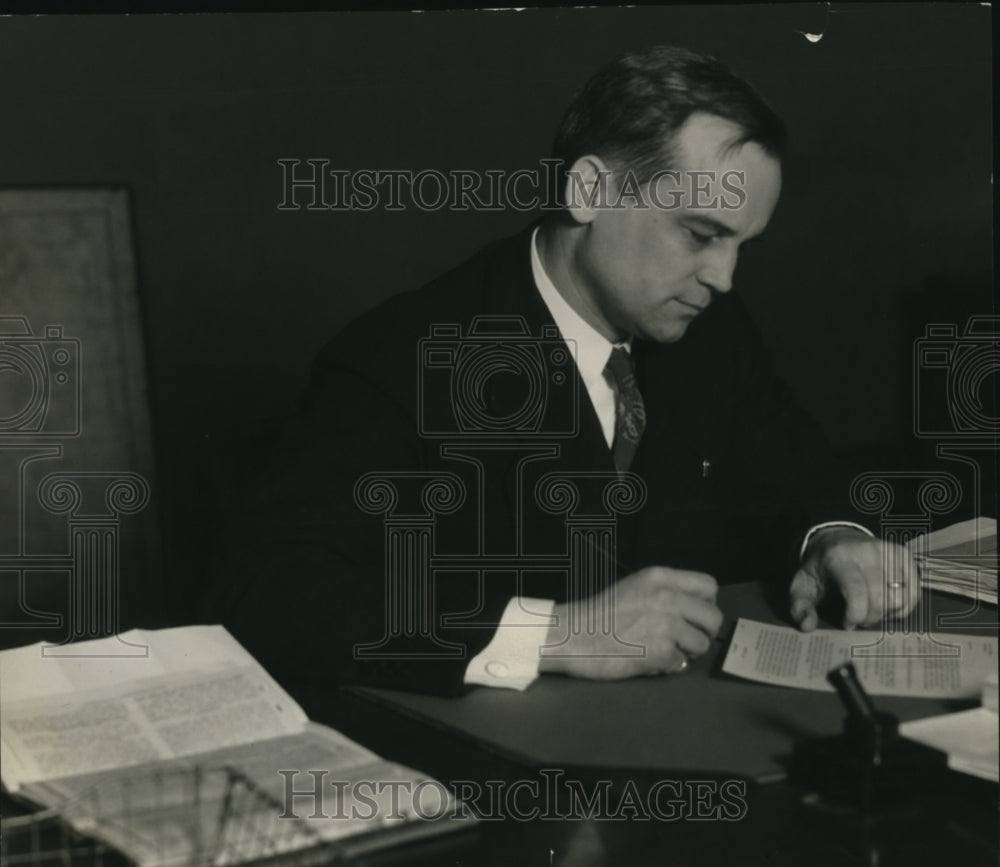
[790,527,919,631]
[538,567,723,680]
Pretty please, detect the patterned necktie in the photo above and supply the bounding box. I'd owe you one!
[604,346,646,473]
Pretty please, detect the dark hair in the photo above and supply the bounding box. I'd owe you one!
[551,45,786,189]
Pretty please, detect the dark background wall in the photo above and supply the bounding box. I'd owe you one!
[0,5,992,629]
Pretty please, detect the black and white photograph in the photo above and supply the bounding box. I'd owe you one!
[0,5,996,865]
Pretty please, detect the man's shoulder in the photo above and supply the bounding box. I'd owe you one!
[331,227,534,355]
[304,226,537,407]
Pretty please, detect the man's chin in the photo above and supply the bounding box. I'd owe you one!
[642,319,692,343]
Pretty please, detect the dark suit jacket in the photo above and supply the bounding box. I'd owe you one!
[203,225,857,696]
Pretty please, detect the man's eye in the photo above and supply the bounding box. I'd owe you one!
[686,228,715,245]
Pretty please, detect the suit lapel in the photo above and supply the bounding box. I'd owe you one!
[475,229,615,560]
[633,339,708,470]
[629,334,727,570]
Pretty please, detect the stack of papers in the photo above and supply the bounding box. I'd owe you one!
[908,517,997,605]
[901,673,999,782]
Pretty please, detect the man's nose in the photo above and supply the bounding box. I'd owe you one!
[697,247,737,294]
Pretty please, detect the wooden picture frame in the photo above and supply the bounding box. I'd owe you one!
[0,189,161,650]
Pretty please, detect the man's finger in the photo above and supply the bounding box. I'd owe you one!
[883,546,920,619]
[658,568,718,601]
[838,564,871,630]
[669,647,692,674]
[790,597,818,631]
[672,594,724,639]
[673,618,713,658]
[789,568,821,631]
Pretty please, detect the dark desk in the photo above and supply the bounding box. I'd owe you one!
[300,582,998,866]
[3,584,995,866]
[347,582,994,781]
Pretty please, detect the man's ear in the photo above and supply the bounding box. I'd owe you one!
[562,155,613,226]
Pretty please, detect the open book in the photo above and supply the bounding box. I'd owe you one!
[0,626,472,865]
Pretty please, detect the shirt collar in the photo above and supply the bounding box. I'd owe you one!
[530,226,630,393]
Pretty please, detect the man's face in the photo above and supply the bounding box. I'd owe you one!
[570,112,782,343]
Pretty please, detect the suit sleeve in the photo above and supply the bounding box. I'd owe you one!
[201,338,510,696]
[712,296,870,583]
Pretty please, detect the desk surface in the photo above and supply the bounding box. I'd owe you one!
[347,582,997,782]
[6,583,993,867]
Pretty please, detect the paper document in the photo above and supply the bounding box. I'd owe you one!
[910,517,998,605]
[722,618,997,698]
[0,626,307,790]
[0,625,471,866]
[900,672,999,782]
[900,708,999,782]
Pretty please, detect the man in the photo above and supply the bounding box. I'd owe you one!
[204,46,918,695]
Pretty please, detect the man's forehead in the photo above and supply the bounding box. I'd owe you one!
[670,111,775,169]
[660,115,782,237]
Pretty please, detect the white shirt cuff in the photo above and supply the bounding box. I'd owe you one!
[800,521,874,558]
[464,596,555,691]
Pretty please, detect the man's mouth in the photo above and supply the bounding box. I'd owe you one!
[676,299,707,314]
